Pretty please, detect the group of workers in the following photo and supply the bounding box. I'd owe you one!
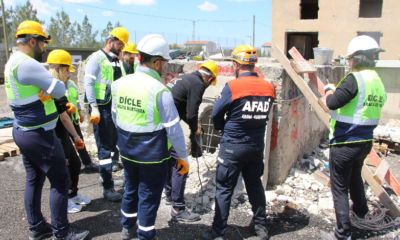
[4,19,386,240]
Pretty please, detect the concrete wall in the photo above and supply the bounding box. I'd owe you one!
[271,0,400,60]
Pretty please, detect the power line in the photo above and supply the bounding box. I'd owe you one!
[255,21,271,28]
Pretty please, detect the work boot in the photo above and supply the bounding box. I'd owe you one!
[84,162,98,173]
[103,188,122,202]
[121,226,136,240]
[321,232,351,240]
[350,204,367,221]
[112,160,120,172]
[53,228,89,240]
[98,176,125,188]
[201,227,223,240]
[165,196,172,205]
[254,223,269,240]
[29,223,53,240]
[171,208,200,222]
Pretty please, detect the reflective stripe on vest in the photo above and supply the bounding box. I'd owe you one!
[66,80,79,124]
[112,72,166,133]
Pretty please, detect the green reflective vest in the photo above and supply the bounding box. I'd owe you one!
[329,70,386,144]
[65,80,79,125]
[85,50,126,105]
[5,52,58,128]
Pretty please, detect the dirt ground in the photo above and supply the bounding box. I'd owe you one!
[0,154,399,239]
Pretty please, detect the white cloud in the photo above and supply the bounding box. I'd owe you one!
[65,0,99,2]
[198,1,217,11]
[102,11,114,16]
[30,0,59,17]
[118,0,157,6]
[77,9,83,13]
[219,30,223,32]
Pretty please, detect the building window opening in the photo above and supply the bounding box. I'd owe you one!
[300,0,319,20]
[286,32,319,60]
[357,32,382,60]
[359,0,383,18]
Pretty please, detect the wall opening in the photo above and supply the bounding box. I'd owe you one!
[286,32,319,60]
[357,32,382,60]
[300,0,319,19]
[359,0,383,18]
[200,108,221,154]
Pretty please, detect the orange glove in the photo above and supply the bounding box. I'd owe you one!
[177,158,190,175]
[73,136,85,150]
[79,111,84,123]
[38,90,53,102]
[66,103,76,114]
[90,106,100,125]
[194,125,202,135]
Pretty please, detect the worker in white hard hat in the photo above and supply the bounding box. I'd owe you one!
[83,27,129,202]
[321,35,386,240]
[111,34,190,240]
[121,41,138,75]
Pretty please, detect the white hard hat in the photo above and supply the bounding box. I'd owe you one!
[347,35,380,57]
[137,34,171,60]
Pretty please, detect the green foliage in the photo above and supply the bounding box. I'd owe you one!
[169,43,178,50]
[48,9,74,47]
[73,15,98,48]
[0,7,12,43]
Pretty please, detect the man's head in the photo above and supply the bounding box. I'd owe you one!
[231,45,257,78]
[15,21,51,62]
[122,42,138,67]
[198,61,219,88]
[136,34,171,77]
[104,27,129,56]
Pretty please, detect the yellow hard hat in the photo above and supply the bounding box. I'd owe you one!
[15,20,52,43]
[110,27,129,45]
[199,61,219,86]
[122,41,138,54]
[231,45,258,65]
[46,49,75,72]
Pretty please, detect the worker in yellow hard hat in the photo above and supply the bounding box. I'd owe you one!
[202,45,275,240]
[121,41,138,75]
[83,26,129,201]
[162,60,219,222]
[5,20,89,239]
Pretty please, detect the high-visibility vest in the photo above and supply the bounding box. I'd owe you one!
[4,52,58,128]
[329,70,386,145]
[84,50,126,105]
[65,80,79,125]
[112,71,171,164]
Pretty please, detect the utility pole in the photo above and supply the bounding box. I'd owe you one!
[135,31,136,45]
[191,19,200,53]
[1,0,9,60]
[253,15,255,46]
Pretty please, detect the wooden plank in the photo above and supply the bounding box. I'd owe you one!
[3,143,20,154]
[288,47,326,97]
[312,170,331,187]
[290,60,317,74]
[273,46,331,127]
[362,164,400,217]
[318,97,329,112]
[0,153,4,161]
[0,145,16,157]
[373,160,390,184]
[262,108,274,190]
[0,148,9,157]
[368,150,400,196]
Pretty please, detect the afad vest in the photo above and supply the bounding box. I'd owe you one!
[4,52,58,129]
[65,80,79,125]
[84,50,126,105]
[329,70,386,145]
[112,71,171,164]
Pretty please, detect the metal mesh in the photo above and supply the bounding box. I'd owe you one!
[200,109,221,154]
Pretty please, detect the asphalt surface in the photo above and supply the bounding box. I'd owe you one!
[0,155,398,239]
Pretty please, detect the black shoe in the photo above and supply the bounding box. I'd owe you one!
[53,228,89,240]
[254,224,269,240]
[201,227,223,240]
[171,208,200,222]
[121,226,136,240]
[84,163,99,173]
[98,177,125,188]
[165,197,172,205]
[29,223,53,240]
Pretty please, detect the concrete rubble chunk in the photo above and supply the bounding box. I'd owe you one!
[311,184,319,192]
[275,186,285,195]
[318,198,334,210]
[265,191,278,202]
[308,204,319,215]
[277,195,289,202]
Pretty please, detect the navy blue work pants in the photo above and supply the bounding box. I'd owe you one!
[13,126,70,238]
[91,104,119,189]
[120,158,168,240]
[164,147,188,209]
[213,142,267,236]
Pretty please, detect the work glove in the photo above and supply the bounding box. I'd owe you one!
[90,106,100,125]
[324,84,336,93]
[79,110,84,123]
[73,136,85,151]
[38,90,53,102]
[66,103,76,114]
[190,125,203,157]
[177,158,190,175]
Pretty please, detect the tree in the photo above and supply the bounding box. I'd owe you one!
[100,21,113,45]
[74,15,98,48]
[114,21,122,28]
[0,6,12,43]
[48,9,74,47]
[169,43,178,50]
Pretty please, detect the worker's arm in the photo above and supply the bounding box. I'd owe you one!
[156,90,188,161]
[55,96,80,139]
[212,84,232,130]
[326,75,358,110]
[186,82,206,133]
[16,59,66,98]
[84,56,101,107]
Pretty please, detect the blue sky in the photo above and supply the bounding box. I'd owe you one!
[4,0,272,48]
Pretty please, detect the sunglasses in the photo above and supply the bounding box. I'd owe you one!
[114,40,125,48]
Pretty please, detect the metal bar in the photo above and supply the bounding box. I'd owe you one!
[1,0,10,61]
